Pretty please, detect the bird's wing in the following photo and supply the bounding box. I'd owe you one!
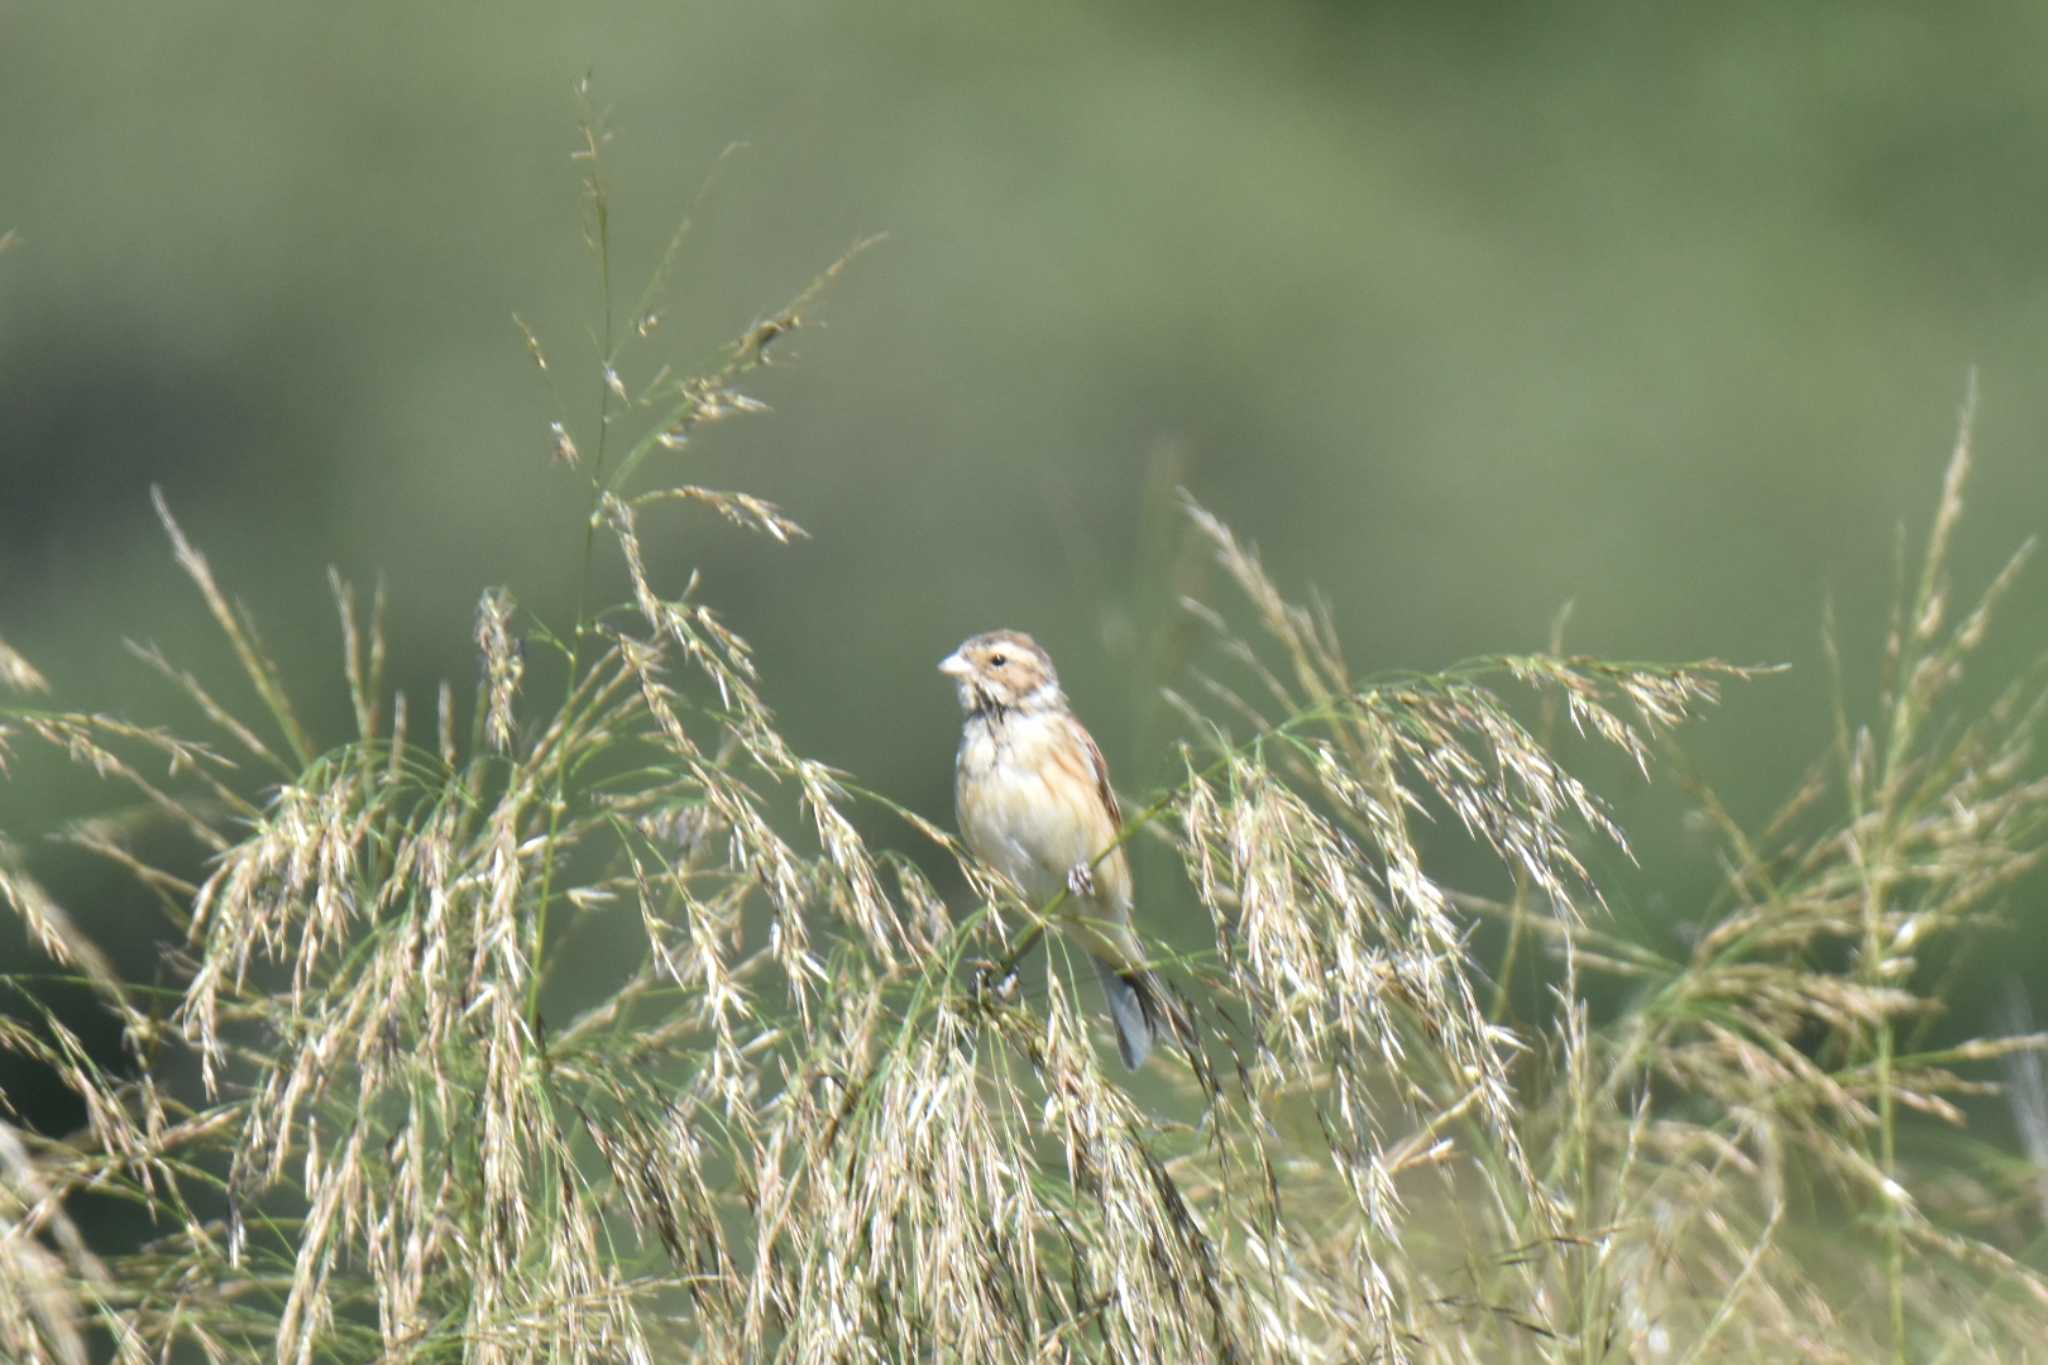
[1080,723,1121,830]
[1050,714,1140,965]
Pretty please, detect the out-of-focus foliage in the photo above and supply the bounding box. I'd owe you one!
[5,3,2047,838]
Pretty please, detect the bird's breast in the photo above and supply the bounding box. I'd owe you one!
[954,713,1124,908]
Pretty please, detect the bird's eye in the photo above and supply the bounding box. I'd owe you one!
[989,653,1007,667]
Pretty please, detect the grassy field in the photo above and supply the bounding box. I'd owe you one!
[5,97,2048,1363]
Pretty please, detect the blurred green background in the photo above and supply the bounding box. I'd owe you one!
[5,2,2046,1133]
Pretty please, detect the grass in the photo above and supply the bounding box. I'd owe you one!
[3,96,2047,1362]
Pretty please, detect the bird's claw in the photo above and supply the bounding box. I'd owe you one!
[1066,863,1096,898]
[971,960,1020,1002]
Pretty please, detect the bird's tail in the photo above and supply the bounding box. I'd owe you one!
[1093,955,1165,1070]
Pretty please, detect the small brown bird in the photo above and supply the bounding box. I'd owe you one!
[940,630,1165,1068]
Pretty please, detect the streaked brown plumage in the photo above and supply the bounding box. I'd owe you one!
[940,629,1163,1068]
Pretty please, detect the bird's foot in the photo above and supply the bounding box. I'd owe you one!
[971,960,1021,1002]
[1066,862,1096,898]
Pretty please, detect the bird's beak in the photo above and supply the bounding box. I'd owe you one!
[937,650,971,679]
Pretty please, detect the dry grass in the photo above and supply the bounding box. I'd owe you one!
[4,101,2047,1362]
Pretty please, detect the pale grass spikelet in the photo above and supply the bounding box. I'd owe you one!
[549,420,580,466]
[150,486,316,765]
[630,485,809,544]
[0,1120,105,1365]
[0,635,49,695]
[17,712,234,854]
[477,587,524,752]
[0,839,130,1014]
[514,313,550,373]
[127,638,283,773]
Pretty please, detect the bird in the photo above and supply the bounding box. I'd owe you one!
[939,629,1166,1068]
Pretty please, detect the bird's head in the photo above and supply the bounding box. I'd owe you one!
[938,630,1062,716]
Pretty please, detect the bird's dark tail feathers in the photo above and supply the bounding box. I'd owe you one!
[1093,955,1168,1070]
